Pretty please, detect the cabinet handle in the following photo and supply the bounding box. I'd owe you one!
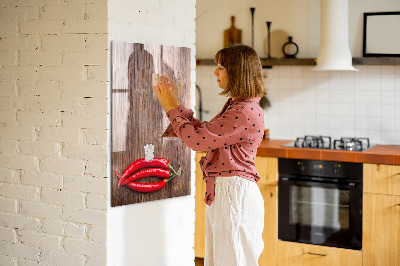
[307,252,328,256]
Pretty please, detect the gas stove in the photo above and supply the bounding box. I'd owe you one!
[283,135,373,151]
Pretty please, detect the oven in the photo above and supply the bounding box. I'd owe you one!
[278,158,363,250]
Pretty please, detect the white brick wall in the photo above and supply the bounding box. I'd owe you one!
[0,0,108,265]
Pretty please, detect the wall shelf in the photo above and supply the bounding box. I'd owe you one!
[196,57,400,67]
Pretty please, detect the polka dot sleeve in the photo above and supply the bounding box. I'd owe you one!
[162,104,202,137]
[166,106,249,152]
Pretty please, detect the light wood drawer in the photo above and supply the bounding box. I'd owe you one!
[276,240,362,266]
[364,164,400,196]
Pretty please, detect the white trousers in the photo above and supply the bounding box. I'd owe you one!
[205,176,265,266]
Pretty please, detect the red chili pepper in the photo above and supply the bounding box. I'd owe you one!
[125,165,181,193]
[116,158,172,188]
[119,168,170,190]
[125,179,169,192]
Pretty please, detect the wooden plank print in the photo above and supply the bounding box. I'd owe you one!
[111,42,191,207]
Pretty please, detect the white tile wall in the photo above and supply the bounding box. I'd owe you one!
[196,65,400,145]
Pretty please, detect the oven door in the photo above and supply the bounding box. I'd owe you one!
[278,176,362,250]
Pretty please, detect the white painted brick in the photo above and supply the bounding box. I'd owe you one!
[18,258,41,266]
[85,129,107,145]
[61,207,106,226]
[0,196,17,213]
[61,81,107,98]
[64,175,107,194]
[37,66,84,82]
[41,4,84,20]
[85,65,107,81]
[21,171,62,189]
[0,168,15,183]
[40,249,85,266]
[16,111,61,127]
[64,222,85,239]
[0,81,16,96]
[20,200,61,219]
[41,219,64,236]
[0,36,40,52]
[41,34,86,51]
[0,183,39,201]
[0,254,16,265]
[8,0,62,6]
[86,193,107,210]
[0,154,38,171]
[63,237,106,257]
[18,80,61,97]
[62,113,107,129]
[62,19,107,34]
[87,225,105,243]
[19,230,61,251]
[0,125,35,141]
[38,127,80,143]
[38,96,83,113]
[83,97,107,113]
[0,7,39,22]
[63,50,107,65]
[63,144,106,162]
[0,138,18,154]
[5,96,40,112]
[0,51,17,65]
[0,66,36,81]
[40,157,84,176]
[20,21,61,35]
[19,51,62,66]
[19,140,58,157]
[0,241,39,261]
[86,254,106,266]
[0,226,16,243]
[85,34,108,51]
[85,3,107,20]
[0,110,16,125]
[41,188,85,208]
[0,212,41,231]
[84,160,107,177]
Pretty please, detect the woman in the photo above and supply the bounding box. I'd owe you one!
[154,44,266,266]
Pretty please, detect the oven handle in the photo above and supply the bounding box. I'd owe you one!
[280,177,356,189]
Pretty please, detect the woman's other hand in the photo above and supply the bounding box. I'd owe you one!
[160,74,180,109]
[153,76,175,113]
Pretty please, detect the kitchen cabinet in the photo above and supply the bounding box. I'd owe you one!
[194,153,279,265]
[363,163,400,196]
[195,152,207,258]
[276,241,362,266]
[363,163,400,266]
[363,193,400,266]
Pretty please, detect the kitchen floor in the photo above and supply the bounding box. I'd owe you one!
[195,257,204,265]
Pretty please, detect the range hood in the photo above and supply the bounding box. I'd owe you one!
[314,0,358,71]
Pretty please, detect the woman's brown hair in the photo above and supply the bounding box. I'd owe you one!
[214,44,266,99]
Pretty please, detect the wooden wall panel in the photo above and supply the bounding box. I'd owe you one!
[111,42,191,207]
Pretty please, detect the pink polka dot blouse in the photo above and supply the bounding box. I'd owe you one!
[162,97,265,205]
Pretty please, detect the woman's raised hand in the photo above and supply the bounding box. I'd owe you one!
[160,74,180,109]
[153,74,176,113]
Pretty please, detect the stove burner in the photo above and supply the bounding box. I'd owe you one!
[295,135,332,149]
[333,137,370,151]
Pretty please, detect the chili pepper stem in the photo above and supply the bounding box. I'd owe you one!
[166,165,182,183]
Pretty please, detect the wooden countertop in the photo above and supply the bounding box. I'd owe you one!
[256,139,400,165]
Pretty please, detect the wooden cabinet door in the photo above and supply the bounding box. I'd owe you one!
[363,193,400,266]
[195,152,207,258]
[364,164,400,196]
[259,185,278,266]
[255,156,278,186]
[277,241,362,266]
